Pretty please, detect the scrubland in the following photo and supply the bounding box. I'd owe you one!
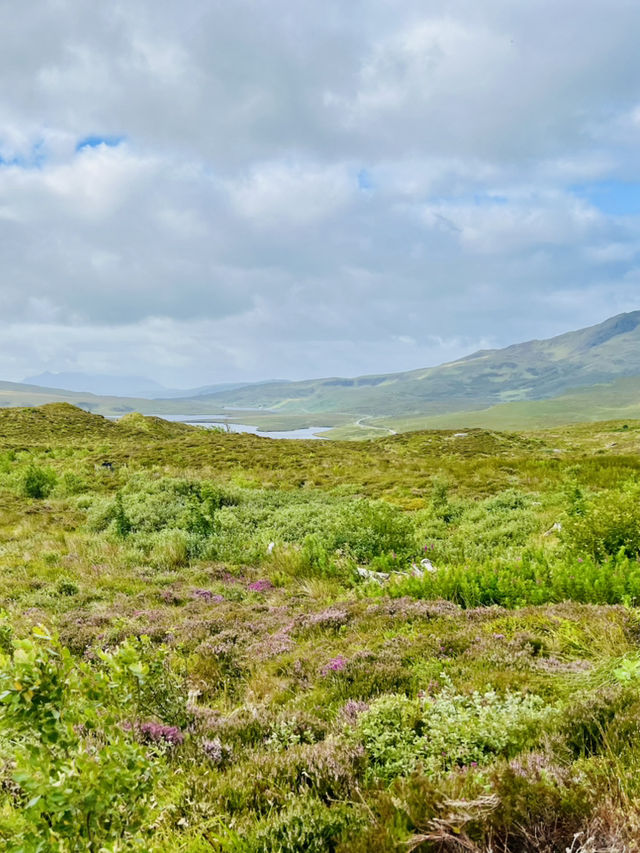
[2,404,640,851]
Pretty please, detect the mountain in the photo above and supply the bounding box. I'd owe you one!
[23,372,175,399]
[22,372,280,400]
[4,311,640,431]
[173,311,640,417]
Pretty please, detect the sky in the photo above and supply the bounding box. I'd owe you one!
[1,0,640,389]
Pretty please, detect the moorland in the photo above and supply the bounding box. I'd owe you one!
[1,403,640,850]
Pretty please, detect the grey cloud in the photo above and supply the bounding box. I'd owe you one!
[0,1,639,384]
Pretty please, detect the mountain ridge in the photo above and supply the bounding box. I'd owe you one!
[173,310,640,416]
[2,311,640,428]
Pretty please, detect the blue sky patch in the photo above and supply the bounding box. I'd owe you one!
[357,168,374,190]
[76,135,125,152]
[571,180,640,216]
[0,139,46,169]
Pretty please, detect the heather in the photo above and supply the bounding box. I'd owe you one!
[2,404,640,850]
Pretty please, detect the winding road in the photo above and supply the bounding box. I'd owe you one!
[355,416,397,435]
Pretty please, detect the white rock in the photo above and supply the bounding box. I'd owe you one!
[357,567,390,583]
[266,541,275,555]
[420,558,438,573]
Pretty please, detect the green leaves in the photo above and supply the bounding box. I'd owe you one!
[0,627,159,851]
[356,681,550,783]
[612,655,640,684]
[21,464,57,499]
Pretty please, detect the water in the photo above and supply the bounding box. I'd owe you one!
[151,415,331,440]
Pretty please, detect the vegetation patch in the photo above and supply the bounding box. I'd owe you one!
[1,404,640,850]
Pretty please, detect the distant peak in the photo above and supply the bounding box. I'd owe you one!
[579,310,640,350]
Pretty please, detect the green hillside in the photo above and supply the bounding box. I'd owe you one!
[181,311,640,417]
[354,375,640,434]
[3,312,640,435]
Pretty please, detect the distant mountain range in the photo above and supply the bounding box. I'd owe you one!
[172,311,640,417]
[22,372,257,400]
[4,311,640,432]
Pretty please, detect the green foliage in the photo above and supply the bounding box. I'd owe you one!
[55,577,79,597]
[0,627,156,851]
[89,477,237,537]
[562,483,640,560]
[99,635,189,727]
[355,680,549,782]
[238,799,361,853]
[21,463,57,499]
[386,549,640,607]
[87,478,415,571]
[4,405,640,849]
[57,471,88,496]
[113,491,132,537]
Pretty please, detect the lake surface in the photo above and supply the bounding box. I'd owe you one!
[152,415,331,440]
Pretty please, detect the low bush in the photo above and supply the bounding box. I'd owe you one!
[355,680,550,782]
[386,549,640,607]
[21,464,57,499]
[562,483,640,561]
[236,798,362,853]
[0,627,158,851]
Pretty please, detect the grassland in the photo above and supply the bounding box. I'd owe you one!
[2,404,640,850]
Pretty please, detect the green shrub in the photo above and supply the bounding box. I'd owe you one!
[239,798,362,853]
[387,549,640,607]
[21,464,57,499]
[88,477,238,538]
[562,485,640,560]
[356,680,550,782]
[0,627,157,851]
[55,577,79,597]
[57,471,88,496]
[100,635,190,727]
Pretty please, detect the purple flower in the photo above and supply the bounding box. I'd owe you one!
[192,588,224,603]
[321,655,347,676]
[139,722,184,746]
[248,579,274,592]
[340,699,369,725]
[159,589,181,604]
[202,737,233,766]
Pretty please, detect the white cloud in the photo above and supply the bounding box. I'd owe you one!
[418,192,604,254]
[0,0,639,385]
[228,161,354,227]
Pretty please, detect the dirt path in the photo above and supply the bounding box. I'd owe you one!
[355,416,397,435]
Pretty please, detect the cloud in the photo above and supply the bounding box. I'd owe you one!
[227,161,354,227]
[0,0,639,385]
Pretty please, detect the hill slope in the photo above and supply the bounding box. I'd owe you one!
[2,311,640,429]
[182,311,640,416]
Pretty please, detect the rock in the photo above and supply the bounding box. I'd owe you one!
[357,567,390,583]
[420,558,438,573]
